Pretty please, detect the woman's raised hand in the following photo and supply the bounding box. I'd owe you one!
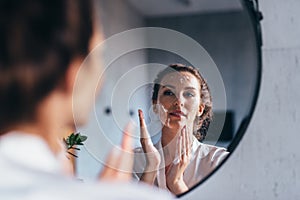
[138,109,161,184]
[99,123,134,182]
[165,126,191,195]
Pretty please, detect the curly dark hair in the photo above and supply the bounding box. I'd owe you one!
[0,0,93,134]
[152,64,213,142]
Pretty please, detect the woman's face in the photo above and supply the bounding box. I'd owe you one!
[155,71,203,130]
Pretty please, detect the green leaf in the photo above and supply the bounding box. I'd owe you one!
[80,135,87,142]
[69,133,75,146]
[74,133,80,143]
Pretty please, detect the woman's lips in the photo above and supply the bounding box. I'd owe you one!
[169,110,186,118]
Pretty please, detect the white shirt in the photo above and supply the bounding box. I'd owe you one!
[133,138,229,190]
[0,132,174,200]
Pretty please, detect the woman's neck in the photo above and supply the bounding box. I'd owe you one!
[161,126,179,148]
[11,91,73,156]
[161,125,194,165]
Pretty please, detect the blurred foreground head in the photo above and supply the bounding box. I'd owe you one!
[0,0,94,134]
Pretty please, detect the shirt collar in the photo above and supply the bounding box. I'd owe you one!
[0,132,65,174]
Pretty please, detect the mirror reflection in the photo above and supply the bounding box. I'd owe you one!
[77,0,261,196]
[133,64,229,195]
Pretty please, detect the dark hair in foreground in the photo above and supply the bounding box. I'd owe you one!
[0,0,93,134]
[152,64,213,142]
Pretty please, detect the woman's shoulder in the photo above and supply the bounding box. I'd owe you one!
[193,141,229,163]
[199,142,227,152]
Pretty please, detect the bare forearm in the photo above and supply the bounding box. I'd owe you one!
[167,179,188,195]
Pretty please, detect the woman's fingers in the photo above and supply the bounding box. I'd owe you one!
[179,126,191,165]
[177,134,182,163]
[166,126,191,191]
[138,109,161,170]
[138,109,153,146]
[99,147,120,179]
[120,122,134,172]
[181,127,186,161]
[121,122,134,152]
[184,126,190,158]
[99,122,134,181]
[138,109,145,128]
[99,148,132,181]
[138,109,148,138]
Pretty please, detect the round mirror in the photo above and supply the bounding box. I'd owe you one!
[76,0,262,197]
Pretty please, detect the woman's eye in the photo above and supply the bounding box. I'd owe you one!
[184,92,195,97]
[163,90,174,96]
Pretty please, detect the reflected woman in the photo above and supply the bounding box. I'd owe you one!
[134,64,229,195]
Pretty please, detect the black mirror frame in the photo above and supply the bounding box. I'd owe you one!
[177,0,263,198]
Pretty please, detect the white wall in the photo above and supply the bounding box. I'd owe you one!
[184,0,300,199]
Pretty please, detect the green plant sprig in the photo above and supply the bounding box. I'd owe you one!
[63,132,88,158]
